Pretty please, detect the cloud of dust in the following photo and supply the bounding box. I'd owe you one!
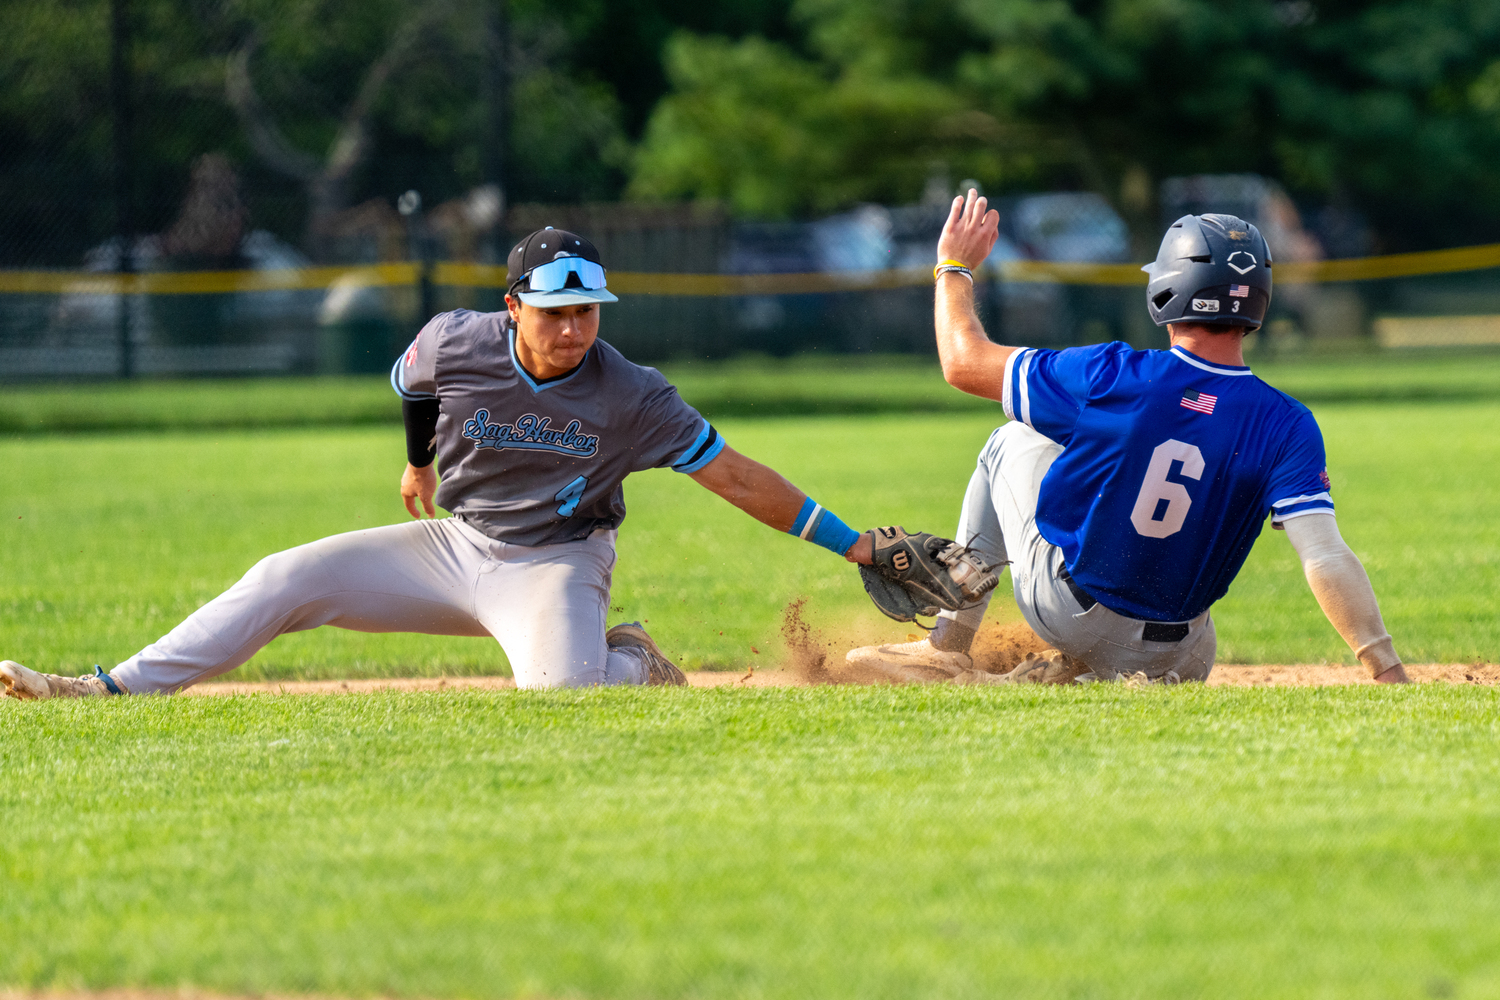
[779,597,837,683]
[776,599,1056,684]
[970,620,1055,673]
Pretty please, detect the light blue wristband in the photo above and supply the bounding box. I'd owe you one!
[788,497,862,556]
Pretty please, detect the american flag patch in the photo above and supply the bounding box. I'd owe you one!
[1181,388,1217,415]
[404,332,421,367]
[1229,284,1250,298]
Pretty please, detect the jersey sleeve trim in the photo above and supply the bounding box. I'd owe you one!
[671,420,725,473]
[1001,350,1017,420]
[391,355,436,401]
[1003,349,1035,425]
[1270,491,1335,526]
[1271,490,1332,509]
[1017,350,1036,425]
[1272,506,1336,526]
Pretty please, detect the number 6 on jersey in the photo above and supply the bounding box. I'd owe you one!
[1130,440,1204,538]
[554,475,588,517]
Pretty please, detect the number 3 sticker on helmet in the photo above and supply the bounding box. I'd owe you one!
[1130,440,1205,538]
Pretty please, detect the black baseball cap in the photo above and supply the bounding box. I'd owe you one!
[506,227,619,306]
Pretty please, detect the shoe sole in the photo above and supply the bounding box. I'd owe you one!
[0,660,48,700]
[605,625,687,686]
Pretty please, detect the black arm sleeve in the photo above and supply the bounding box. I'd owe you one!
[402,397,440,468]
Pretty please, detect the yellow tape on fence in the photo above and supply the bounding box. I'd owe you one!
[433,263,949,294]
[435,262,1150,291]
[0,263,420,295]
[430,262,508,289]
[6,241,1500,295]
[432,243,1500,289]
[1274,243,1500,283]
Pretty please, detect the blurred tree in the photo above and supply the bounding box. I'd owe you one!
[223,0,461,252]
[556,0,799,135]
[6,0,1500,260]
[216,0,630,246]
[0,0,633,265]
[951,0,1500,250]
[628,32,1047,217]
[0,0,233,265]
[210,0,805,221]
[627,1,1040,217]
[629,0,1500,250]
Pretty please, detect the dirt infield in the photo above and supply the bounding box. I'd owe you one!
[185,618,1499,696]
[185,660,1499,696]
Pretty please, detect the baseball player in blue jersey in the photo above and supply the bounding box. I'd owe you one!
[5,227,914,699]
[848,192,1409,685]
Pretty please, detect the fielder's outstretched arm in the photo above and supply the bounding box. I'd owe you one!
[933,190,1021,402]
[689,446,874,564]
[1283,513,1409,683]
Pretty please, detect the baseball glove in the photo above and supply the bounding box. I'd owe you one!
[859,526,1003,624]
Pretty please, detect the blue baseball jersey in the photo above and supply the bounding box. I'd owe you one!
[1002,343,1333,622]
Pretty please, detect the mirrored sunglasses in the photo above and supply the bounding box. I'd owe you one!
[526,256,607,292]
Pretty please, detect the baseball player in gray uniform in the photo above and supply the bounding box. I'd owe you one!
[2,228,883,699]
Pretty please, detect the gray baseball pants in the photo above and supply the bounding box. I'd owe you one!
[110,517,651,693]
[938,421,1217,681]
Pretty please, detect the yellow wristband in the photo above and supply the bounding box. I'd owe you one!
[934,262,973,281]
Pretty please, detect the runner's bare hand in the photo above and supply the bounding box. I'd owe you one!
[937,189,1001,271]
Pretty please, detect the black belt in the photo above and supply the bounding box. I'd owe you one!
[1057,565,1191,643]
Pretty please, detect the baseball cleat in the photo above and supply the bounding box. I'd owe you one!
[955,649,1091,686]
[844,639,973,683]
[1,661,125,700]
[605,622,687,686]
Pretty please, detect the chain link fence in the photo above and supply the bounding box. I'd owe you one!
[3,1,1499,382]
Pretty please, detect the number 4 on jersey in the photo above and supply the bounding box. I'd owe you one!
[1130,440,1204,538]
[555,475,588,517]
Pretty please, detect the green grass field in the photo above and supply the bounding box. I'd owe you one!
[3,348,1500,434]
[2,395,1498,677]
[3,685,1498,999]
[4,356,1499,1000]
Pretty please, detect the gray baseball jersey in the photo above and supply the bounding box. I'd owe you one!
[392,309,725,547]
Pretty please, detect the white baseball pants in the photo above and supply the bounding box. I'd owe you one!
[939,421,1217,681]
[110,518,651,693]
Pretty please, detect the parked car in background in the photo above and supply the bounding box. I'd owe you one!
[997,192,1133,347]
[721,191,1134,355]
[31,229,317,379]
[1010,192,1130,263]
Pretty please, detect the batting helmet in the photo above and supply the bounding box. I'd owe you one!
[1142,214,1272,330]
